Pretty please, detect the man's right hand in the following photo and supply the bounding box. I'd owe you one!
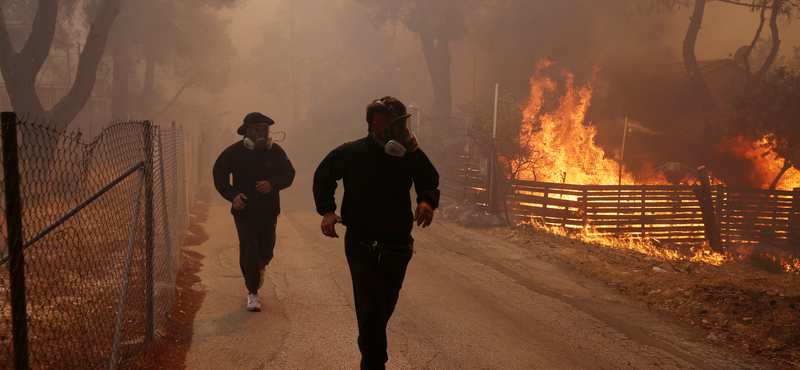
[320,212,342,238]
[233,193,247,210]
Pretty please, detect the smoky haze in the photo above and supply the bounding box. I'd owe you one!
[210,0,800,185]
[5,1,795,183]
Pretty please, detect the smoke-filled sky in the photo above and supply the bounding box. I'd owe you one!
[217,0,799,123]
[202,0,800,172]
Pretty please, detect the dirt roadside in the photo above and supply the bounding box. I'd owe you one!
[477,222,800,370]
[137,188,211,370]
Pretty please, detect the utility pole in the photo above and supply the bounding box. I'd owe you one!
[488,83,499,213]
[619,117,628,185]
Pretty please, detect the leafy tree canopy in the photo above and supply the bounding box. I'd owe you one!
[358,0,469,42]
[126,0,237,92]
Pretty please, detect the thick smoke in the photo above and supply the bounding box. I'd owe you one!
[216,0,800,186]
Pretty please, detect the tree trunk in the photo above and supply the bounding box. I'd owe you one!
[51,0,121,130]
[420,31,452,116]
[682,0,718,114]
[0,0,58,121]
[141,55,157,116]
[289,0,299,125]
[742,3,767,79]
[751,0,782,82]
[769,158,792,191]
[0,0,121,131]
[110,29,130,120]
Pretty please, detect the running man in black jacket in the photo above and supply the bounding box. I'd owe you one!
[213,112,295,312]
[313,97,440,370]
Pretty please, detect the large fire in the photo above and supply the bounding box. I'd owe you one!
[514,57,636,185]
[508,57,800,274]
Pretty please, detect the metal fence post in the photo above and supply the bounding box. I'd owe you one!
[179,129,188,235]
[2,111,29,370]
[109,167,146,370]
[143,121,155,342]
[157,131,172,249]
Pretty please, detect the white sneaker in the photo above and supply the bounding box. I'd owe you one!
[247,293,261,312]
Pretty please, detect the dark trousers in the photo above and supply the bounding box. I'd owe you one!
[233,214,278,294]
[344,230,412,370]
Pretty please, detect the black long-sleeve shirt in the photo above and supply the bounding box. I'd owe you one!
[213,141,295,218]
[313,135,440,244]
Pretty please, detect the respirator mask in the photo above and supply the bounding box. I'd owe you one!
[373,98,419,157]
[243,123,273,150]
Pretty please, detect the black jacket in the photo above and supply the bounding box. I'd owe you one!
[213,141,295,218]
[313,136,440,244]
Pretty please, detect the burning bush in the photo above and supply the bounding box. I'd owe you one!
[710,66,800,190]
[468,93,550,180]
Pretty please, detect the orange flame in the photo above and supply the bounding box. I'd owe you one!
[737,137,800,190]
[522,220,730,266]
[516,57,636,185]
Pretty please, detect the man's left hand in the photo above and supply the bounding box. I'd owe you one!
[320,212,342,238]
[256,181,272,194]
[413,202,434,228]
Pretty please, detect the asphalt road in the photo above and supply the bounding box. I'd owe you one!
[184,171,776,370]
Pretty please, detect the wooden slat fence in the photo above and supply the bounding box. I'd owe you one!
[439,152,800,249]
[504,180,708,244]
[719,187,800,247]
[438,154,487,205]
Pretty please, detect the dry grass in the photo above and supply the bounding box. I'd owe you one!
[483,224,800,369]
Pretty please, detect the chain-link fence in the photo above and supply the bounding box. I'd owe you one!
[0,112,201,370]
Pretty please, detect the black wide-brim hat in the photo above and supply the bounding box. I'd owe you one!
[237,112,275,135]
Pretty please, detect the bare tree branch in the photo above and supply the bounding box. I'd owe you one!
[743,4,767,78]
[713,0,771,9]
[768,157,791,190]
[150,82,189,120]
[752,0,782,81]
[683,0,718,113]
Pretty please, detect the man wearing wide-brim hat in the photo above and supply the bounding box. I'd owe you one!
[212,112,295,312]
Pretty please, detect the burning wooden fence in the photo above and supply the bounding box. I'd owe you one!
[439,153,800,251]
[504,181,706,243]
